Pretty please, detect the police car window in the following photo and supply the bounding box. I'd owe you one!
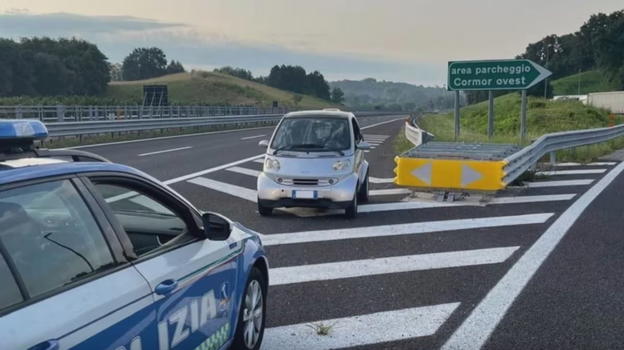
[0,254,23,310]
[0,180,116,298]
[93,183,188,256]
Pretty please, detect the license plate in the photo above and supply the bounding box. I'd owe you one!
[293,190,316,199]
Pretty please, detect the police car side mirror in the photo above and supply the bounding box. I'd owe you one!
[357,141,371,150]
[258,140,269,147]
[201,212,231,241]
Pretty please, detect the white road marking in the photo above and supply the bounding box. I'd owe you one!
[369,177,395,184]
[190,176,410,199]
[554,162,616,166]
[227,166,260,177]
[524,179,594,188]
[490,194,575,204]
[360,118,405,130]
[138,146,192,157]
[442,161,624,350]
[363,134,390,137]
[240,134,266,140]
[253,158,265,164]
[369,188,412,196]
[537,169,606,176]
[261,213,553,246]
[358,194,574,214]
[187,177,257,202]
[271,247,519,286]
[261,303,460,350]
[163,154,263,185]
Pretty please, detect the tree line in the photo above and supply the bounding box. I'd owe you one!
[0,38,110,96]
[466,9,624,104]
[213,64,343,103]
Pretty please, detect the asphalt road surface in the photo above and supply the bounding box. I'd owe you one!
[80,114,624,349]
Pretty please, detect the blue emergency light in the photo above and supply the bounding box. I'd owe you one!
[0,120,48,140]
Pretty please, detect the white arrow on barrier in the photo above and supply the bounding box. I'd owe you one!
[411,162,433,185]
[461,164,482,187]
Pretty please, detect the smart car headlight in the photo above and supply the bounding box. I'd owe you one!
[264,157,280,171]
[332,160,351,171]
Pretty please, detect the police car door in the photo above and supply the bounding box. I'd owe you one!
[87,176,240,350]
[0,178,153,350]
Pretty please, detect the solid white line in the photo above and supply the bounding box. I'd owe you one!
[261,213,553,246]
[270,247,519,286]
[227,166,261,177]
[187,177,257,202]
[369,188,412,196]
[363,134,390,137]
[138,146,191,157]
[240,134,266,140]
[163,154,264,185]
[555,162,616,167]
[524,179,594,188]
[442,161,624,350]
[360,117,405,130]
[261,303,460,350]
[369,177,395,184]
[537,169,606,176]
[65,125,274,149]
[253,158,265,164]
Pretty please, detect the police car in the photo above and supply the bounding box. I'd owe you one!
[0,120,268,350]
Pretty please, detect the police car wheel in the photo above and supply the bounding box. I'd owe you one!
[345,192,358,218]
[232,268,266,350]
[357,172,369,203]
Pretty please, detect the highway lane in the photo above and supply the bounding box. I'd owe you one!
[77,114,404,181]
[82,114,624,349]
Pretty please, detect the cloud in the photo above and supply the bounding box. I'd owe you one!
[0,12,186,37]
[0,12,444,85]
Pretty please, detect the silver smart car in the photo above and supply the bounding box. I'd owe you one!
[257,110,371,218]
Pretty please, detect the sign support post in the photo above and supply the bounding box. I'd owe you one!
[487,91,494,139]
[454,90,460,140]
[520,89,528,144]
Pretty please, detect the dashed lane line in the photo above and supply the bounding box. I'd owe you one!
[240,134,266,140]
[270,246,519,286]
[261,303,460,350]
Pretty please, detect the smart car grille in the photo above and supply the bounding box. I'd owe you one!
[293,178,319,186]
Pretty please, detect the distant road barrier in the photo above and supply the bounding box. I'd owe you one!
[405,118,434,147]
[0,105,288,122]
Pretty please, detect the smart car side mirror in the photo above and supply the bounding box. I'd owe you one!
[258,140,269,147]
[202,212,231,241]
[357,141,371,150]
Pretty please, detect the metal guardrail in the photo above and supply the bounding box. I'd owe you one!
[0,105,288,122]
[45,114,285,137]
[503,124,624,184]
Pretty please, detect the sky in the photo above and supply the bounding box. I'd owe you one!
[0,0,622,86]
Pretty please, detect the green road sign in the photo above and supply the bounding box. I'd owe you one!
[448,59,552,91]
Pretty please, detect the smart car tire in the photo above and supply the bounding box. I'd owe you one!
[345,191,358,218]
[257,202,273,216]
[357,172,370,203]
[231,267,267,350]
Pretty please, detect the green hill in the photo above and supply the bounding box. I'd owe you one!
[551,70,619,95]
[416,93,623,161]
[106,71,337,108]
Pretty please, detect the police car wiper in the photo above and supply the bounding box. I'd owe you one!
[322,149,345,156]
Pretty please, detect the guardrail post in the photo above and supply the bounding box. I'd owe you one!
[549,151,556,166]
[487,91,494,139]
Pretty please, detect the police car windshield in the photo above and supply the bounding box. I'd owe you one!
[271,117,351,153]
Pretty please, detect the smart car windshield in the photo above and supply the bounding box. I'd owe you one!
[271,117,351,153]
